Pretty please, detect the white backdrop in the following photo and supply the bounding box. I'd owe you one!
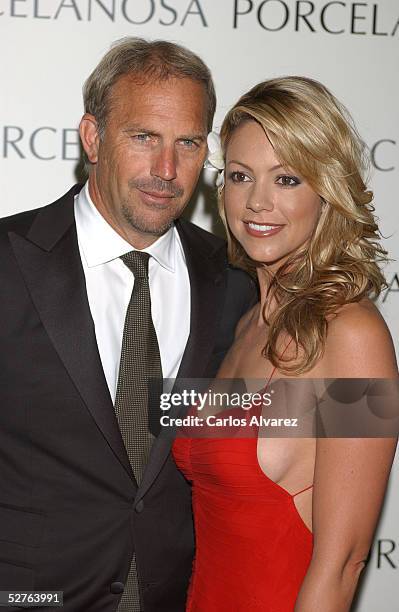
[1,1,398,608]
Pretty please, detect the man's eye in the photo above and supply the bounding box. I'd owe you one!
[133,134,152,142]
[230,171,250,183]
[276,175,300,187]
[179,139,197,148]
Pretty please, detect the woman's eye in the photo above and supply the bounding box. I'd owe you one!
[230,171,250,183]
[276,175,300,187]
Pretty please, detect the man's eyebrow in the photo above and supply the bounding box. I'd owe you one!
[122,125,158,135]
[179,134,206,142]
[122,126,206,142]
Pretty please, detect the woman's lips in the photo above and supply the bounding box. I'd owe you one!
[244,221,284,237]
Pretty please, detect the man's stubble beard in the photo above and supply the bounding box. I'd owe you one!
[121,200,180,238]
[121,177,187,237]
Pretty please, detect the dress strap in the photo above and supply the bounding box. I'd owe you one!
[265,364,278,388]
[292,483,314,498]
[265,337,294,388]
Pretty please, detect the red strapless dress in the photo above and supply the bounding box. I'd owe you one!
[172,404,313,611]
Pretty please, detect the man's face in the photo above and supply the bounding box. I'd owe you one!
[80,74,209,248]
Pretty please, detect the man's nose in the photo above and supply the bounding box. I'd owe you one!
[151,145,177,182]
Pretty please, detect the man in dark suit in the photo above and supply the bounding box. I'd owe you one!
[0,38,256,611]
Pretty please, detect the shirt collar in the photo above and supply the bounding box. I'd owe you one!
[75,182,176,272]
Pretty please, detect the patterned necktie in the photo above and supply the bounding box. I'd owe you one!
[114,250,163,612]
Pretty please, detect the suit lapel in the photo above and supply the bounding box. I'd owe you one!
[174,220,227,380]
[136,219,227,501]
[8,188,227,498]
[9,186,135,484]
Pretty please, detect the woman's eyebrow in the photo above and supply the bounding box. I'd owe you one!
[227,160,284,172]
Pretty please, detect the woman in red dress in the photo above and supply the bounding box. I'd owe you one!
[172,77,398,611]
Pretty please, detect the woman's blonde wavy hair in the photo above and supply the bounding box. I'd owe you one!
[219,76,388,375]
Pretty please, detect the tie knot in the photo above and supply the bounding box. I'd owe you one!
[121,251,150,278]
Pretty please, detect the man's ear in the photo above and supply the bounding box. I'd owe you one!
[79,113,100,163]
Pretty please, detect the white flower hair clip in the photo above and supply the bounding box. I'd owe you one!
[204,131,225,187]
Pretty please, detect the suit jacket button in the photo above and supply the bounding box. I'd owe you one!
[135,500,144,513]
[110,581,124,594]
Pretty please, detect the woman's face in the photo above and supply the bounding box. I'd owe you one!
[224,120,322,271]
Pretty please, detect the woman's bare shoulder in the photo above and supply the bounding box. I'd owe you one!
[320,299,398,378]
[234,302,259,340]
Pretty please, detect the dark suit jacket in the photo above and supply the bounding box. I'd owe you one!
[0,185,257,611]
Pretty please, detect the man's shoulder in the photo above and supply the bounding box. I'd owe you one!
[177,218,257,301]
[0,185,81,241]
[0,206,44,246]
[176,217,226,252]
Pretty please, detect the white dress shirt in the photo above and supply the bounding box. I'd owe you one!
[74,182,191,402]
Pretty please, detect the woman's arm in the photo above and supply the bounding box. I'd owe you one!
[295,437,397,611]
[295,302,398,612]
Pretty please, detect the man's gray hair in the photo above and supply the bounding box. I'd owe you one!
[83,37,216,136]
